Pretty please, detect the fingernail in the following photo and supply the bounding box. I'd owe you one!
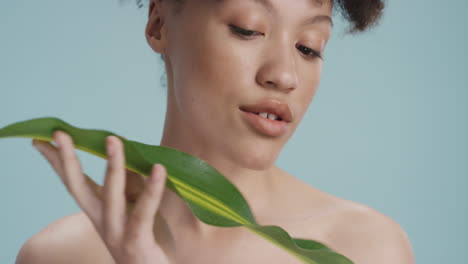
[151,164,160,182]
[54,135,60,149]
[53,131,62,149]
[34,143,45,154]
[106,136,114,156]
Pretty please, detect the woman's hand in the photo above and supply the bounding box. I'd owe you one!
[32,130,172,264]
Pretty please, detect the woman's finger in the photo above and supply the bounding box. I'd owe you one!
[53,130,103,224]
[32,139,65,180]
[102,136,126,242]
[126,164,167,239]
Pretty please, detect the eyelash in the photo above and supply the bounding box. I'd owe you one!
[229,24,323,61]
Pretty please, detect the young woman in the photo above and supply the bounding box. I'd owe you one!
[16,0,414,263]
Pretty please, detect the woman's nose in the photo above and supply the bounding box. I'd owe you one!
[256,43,298,93]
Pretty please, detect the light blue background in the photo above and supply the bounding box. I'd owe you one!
[1,0,466,263]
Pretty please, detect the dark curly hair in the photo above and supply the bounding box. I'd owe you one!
[333,0,386,33]
[132,0,386,34]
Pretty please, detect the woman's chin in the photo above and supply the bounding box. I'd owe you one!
[237,152,279,171]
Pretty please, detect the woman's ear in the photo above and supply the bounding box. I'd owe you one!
[145,0,167,55]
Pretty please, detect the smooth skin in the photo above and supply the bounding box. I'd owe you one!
[29,132,172,264]
[16,0,415,263]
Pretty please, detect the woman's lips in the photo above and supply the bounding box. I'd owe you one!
[240,109,289,137]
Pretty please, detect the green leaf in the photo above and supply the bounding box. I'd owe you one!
[0,117,353,264]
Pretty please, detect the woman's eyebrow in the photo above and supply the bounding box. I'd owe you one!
[216,0,333,28]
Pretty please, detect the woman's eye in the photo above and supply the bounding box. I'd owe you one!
[296,44,323,60]
[229,24,262,37]
[229,24,323,61]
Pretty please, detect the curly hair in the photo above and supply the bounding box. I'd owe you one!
[334,0,385,33]
[132,0,385,34]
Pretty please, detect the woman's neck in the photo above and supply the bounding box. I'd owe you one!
[157,132,284,239]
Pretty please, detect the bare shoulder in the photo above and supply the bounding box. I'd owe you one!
[269,170,414,264]
[319,198,415,264]
[16,212,114,264]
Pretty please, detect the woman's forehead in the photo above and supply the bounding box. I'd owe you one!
[212,0,332,13]
[214,0,329,5]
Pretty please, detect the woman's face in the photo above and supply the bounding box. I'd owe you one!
[147,0,332,170]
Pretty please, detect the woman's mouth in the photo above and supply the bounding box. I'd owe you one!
[240,109,289,137]
[252,112,283,121]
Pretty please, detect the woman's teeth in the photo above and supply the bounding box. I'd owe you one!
[254,112,281,121]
